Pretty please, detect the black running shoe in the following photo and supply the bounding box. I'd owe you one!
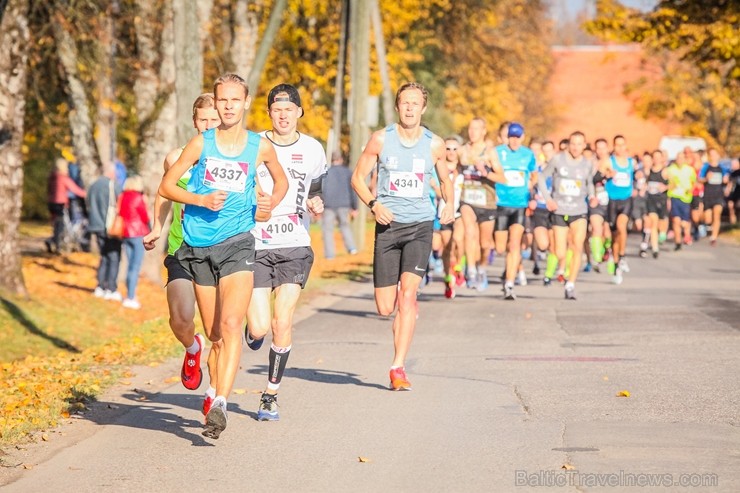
[245,324,264,351]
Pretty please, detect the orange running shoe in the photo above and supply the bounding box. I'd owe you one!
[389,367,412,391]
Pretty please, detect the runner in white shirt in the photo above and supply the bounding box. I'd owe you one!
[245,84,326,421]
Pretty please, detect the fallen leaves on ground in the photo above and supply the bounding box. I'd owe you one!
[357,456,371,463]
[616,390,631,397]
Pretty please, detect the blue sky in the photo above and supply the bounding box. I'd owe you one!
[552,0,658,22]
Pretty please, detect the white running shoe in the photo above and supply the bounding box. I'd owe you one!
[618,259,630,273]
[93,287,106,298]
[612,268,623,285]
[104,290,123,302]
[516,270,528,286]
[122,298,141,310]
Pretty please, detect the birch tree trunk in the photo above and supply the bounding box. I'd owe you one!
[52,13,101,188]
[135,0,177,283]
[0,0,30,296]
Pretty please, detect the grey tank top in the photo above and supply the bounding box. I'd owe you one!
[547,152,593,216]
[377,124,436,223]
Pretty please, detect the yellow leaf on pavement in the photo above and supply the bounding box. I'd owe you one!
[616,390,631,397]
[562,463,575,470]
[358,456,370,463]
[232,389,247,395]
[41,433,49,441]
[164,376,179,384]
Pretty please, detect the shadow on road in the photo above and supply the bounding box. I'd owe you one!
[0,297,81,353]
[247,365,388,391]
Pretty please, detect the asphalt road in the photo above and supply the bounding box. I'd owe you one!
[3,235,739,492]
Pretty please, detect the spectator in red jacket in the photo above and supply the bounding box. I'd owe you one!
[119,175,151,309]
[46,158,86,254]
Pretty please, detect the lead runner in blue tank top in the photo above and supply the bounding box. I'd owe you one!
[159,73,288,440]
[351,82,455,391]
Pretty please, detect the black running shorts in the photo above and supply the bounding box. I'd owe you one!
[253,246,314,289]
[494,207,527,232]
[175,232,255,287]
[165,254,192,285]
[373,221,433,288]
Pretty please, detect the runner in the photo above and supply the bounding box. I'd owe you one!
[244,84,326,421]
[645,149,669,258]
[351,82,455,390]
[144,94,220,417]
[726,158,740,225]
[587,138,611,273]
[686,147,705,241]
[159,73,288,439]
[531,142,554,284]
[699,148,729,246]
[538,131,596,300]
[605,135,634,285]
[457,118,500,291]
[493,122,537,300]
[440,136,465,299]
[665,150,696,251]
[632,162,649,257]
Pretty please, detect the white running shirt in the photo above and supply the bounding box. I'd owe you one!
[252,131,327,250]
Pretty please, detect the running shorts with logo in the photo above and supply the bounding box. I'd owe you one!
[495,207,527,231]
[254,246,314,289]
[608,198,632,225]
[533,208,551,229]
[176,232,256,287]
[373,221,434,288]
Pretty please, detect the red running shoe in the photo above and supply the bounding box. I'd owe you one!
[444,282,455,299]
[202,394,213,418]
[455,271,465,287]
[181,334,205,391]
[389,367,412,391]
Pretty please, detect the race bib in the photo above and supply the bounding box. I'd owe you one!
[388,171,424,198]
[613,171,631,187]
[647,181,662,195]
[596,187,609,206]
[707,172,723,185]
[463,187,487,206]
[558,178,581,197]
[504,170,526,188]
[203,157,249,193]
[255,214,304,245]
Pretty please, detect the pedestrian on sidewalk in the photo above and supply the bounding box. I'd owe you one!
[321,150,358,259]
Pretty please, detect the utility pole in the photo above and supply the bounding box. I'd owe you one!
[328,0,349,161]
[349,0,371,250]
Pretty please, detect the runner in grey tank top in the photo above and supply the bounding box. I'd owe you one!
[538,131,597,300]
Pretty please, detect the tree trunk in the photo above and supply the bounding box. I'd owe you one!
[173,0,203,145]
[134,0,177,284]
[0,0,30,296]
[349,0,371,251]
[370,0,393,126]
[52,13,101,188]
[94,7,116,168]
[246,0,287,96]
[229,0,259,76]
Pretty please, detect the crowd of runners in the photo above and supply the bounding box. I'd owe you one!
[425,120,738,303]
[137,75,737,440]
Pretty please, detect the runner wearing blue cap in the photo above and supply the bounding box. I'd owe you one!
[493,122,537,300]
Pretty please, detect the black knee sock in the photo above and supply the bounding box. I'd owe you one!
[267,344,291,390]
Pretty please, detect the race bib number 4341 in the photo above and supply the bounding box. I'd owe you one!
[388,171,424,198]
[203,158,249,193]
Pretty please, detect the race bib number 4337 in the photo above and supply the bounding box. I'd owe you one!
[203,157,249,193]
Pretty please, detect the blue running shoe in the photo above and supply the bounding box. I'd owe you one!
[245,324,264,351]
[583,262,592,273]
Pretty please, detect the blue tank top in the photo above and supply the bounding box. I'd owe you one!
[495,144,536,208]
[606,155,634,201]
[377,124,436,223]
[183,128,261,247]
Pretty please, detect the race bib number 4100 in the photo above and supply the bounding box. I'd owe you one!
[203,158,249,193]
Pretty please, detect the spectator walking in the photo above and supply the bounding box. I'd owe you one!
[119,175,151,309]
[321,151,358,259]
[87,164,123,300]
[46,158,86,254]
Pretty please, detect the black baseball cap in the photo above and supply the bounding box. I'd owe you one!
[267,83,303,117]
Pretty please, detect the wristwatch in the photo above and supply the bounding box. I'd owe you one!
[368,199,377,214]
